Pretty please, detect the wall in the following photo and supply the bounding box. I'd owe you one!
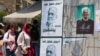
[63,0,100,56]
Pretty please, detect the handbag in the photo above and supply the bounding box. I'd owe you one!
[15,46,23,56]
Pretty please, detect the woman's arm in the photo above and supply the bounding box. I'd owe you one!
[3,32,10,42]
[17,32,27,53]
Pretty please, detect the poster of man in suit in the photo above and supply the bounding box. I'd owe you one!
[76,5,94,34]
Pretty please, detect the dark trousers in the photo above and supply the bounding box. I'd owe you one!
[33,43,39,56]
[6,49,15,56]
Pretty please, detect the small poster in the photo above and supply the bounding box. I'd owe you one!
[63,37,86,44]
[95,10,100,31]
[40,38,62,56]
[76,5,94,34]
[41,0,63,36]
[63,37,86,56]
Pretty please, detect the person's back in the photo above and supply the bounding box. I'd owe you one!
[31,20,39,41]
[31,25,39,41]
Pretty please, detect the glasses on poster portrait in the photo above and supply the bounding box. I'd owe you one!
[45,7,57,32]
[46,45,56,56]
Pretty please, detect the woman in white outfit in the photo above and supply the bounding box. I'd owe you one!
[3,23,16,56]
[16,23,35,56]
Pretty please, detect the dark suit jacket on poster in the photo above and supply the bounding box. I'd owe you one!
[76,19,94,34]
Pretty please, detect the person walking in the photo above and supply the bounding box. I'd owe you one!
[3,23,16,56]
[16,23,35,56]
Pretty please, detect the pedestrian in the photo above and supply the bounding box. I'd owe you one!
[30,20,39,56]
[0,23,5,40]
[0,23,5,56]
[16,23,35,56]
[3,23,16,56]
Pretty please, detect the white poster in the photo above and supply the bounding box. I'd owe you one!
[41,0,63,36]
[95,10,100,31]
[40,38,62,56]
[63,37,86,56]
[63,37,85,44]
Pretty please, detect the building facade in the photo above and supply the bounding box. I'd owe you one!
[0,0,39,12]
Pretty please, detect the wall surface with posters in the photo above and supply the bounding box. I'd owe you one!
[40,0,63,56]
[41,0,63,36]
[63,37,86,56]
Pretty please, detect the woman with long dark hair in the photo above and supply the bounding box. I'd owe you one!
[3,23,16,56]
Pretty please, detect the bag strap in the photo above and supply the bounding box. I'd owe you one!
[7,32,9,39]
[5,32,9,46]
[23,32,27,46]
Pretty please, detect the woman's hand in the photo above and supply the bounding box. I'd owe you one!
[10,38,15,43]
[22,46,27,54]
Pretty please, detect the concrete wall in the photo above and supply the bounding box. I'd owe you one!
[63,0,100,56]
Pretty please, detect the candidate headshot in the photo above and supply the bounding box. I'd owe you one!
[46,45,56,56]
[76,6,94,34]
[46,7,57,31]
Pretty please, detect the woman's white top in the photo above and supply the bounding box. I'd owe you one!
[3,31,16,50]
[17,31,30,48]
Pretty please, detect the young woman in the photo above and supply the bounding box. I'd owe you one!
[3,23,16,56]
[16,23,35,56]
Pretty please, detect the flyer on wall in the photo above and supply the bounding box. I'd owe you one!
[63,37,86,56]
[95,10,100,32]
[40,38,62,56]
[41,0,63,37]
[63,37,86,44]
[76,5,94,34]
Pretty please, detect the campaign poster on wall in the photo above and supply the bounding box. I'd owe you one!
[76,5,94,34]
[95,10,100,31]
[63,37,86,56]
[63,37,86,44]
[40,38,62,56]
[41,0,63,37]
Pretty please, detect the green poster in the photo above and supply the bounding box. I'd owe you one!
[76,4,94,34]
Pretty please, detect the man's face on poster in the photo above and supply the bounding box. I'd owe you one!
[46,45,56,56]
[83,10,89,19]
[47,8,57,25]
[46,48,53,56]
[82,7,90,20]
